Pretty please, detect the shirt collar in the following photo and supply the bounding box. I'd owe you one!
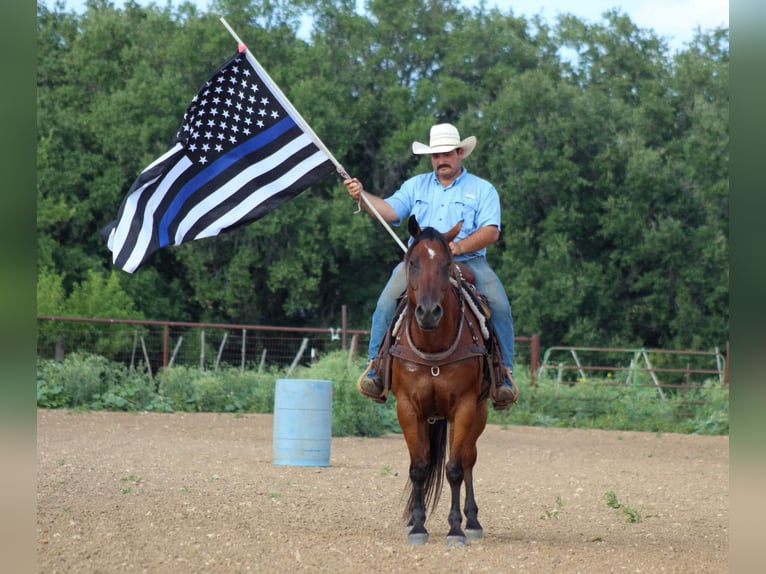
[430,166,468,189]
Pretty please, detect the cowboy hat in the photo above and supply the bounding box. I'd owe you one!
[411,123,477,158]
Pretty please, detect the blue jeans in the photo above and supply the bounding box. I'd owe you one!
[367,257,515,371]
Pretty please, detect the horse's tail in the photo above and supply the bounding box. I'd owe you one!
[403,418,448,520]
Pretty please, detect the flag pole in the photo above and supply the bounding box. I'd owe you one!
[219,17,407,254]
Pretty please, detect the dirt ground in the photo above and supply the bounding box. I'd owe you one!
[37,409,728,573]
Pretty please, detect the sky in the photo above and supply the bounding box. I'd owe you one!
[49,0,729,54]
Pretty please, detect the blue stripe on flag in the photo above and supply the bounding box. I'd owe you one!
[158,116,297,247]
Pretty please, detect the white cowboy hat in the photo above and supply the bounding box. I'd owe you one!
[411,123,477,158]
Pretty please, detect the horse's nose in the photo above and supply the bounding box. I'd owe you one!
[415,302,443,329]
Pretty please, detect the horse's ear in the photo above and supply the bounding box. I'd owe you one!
[443,220,463,243]
[407,215,421,238]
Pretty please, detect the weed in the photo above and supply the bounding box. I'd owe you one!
[380,464,398,477]
[119,475,143,495]
[604,491,643,523]
[540,495,564,520]
[621,504,643,523]
[120,474,142,484]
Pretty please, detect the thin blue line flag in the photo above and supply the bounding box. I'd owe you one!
[103,51,335,273]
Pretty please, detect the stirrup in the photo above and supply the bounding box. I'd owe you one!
[356,362,386,404]
[491,368,519,410]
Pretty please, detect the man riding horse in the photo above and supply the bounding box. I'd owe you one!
[343,123,518,409]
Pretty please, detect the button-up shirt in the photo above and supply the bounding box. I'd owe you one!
[385,168,502,261]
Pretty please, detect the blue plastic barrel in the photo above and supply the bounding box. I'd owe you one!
[273,379,333,466]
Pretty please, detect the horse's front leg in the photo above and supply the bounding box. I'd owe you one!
[398,401,431,545]
[463,398,486,539]
[463,466,483,539]
[445,459,467,546]
[406,458,430,545]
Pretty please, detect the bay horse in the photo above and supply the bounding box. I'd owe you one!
[391,215,489,546]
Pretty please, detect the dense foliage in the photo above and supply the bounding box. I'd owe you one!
[37,351,728,435]
[37,0,728,352]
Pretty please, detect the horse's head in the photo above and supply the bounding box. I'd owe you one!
[404,215,463,330]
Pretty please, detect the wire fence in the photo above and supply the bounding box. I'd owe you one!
[36,315,541,379]
[539,345,729,389]
[37,316,365,374]
[37,316,726,389]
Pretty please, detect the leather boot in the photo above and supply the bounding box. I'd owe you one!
[492,367,519,409]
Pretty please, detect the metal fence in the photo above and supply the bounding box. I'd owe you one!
[538,345,729,415]
[37,315,541,380]
[37,315,367,375]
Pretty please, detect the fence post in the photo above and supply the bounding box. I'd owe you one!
[341,305,348,350]
[140,336,153,380]
[163,323,169,368]
[215,332,228,371]
[241,329,247,371]
[285,338,309,377]
[130,330,138,370]
[200,330,205,370]
[530,333,540,387]
[169,336,183,368]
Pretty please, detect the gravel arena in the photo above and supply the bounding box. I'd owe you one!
[37,409,728,573]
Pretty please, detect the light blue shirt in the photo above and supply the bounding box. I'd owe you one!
[385,168,502,260]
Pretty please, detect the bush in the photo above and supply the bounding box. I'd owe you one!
[37,353,171,412]
[487,368,728,435]
[291,351,400,437]
[157,365,277,413]
[38,353,113,407]
[36,352,728,436]
[156,365,198,411]
[217,368,276,413]
[37,369,69,409]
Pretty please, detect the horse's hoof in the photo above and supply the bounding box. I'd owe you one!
[465,528,484,539]
[408,532,429,545]
[446,535,467,546]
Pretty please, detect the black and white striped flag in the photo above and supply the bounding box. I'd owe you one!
[103,50,336,273]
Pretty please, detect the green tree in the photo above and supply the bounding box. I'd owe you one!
[35,1,728,356]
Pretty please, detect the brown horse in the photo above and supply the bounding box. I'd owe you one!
[391,215,489,546]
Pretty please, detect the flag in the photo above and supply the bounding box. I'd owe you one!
[103,50,336,273]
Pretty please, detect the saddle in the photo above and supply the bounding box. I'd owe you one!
[361,272,508,407]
